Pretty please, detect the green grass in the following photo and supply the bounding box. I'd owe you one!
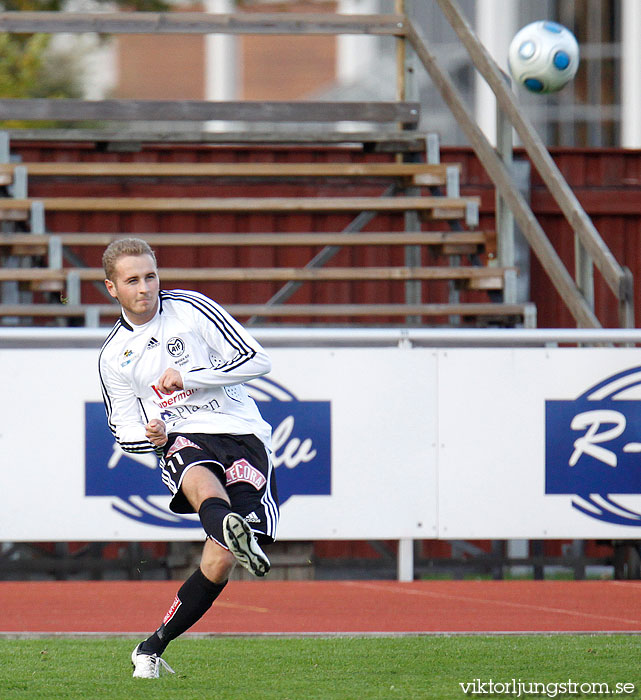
[1,635,639,699]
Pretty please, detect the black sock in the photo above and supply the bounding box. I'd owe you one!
[139,568,227,656]
[198,496,232,546]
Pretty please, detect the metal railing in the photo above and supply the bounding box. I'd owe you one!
[1,326,641,349]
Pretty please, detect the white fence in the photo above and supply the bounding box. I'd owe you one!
[3,328,641,579]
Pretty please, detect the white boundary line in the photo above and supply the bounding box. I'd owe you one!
[2,630,641,639]
[339,581,641,628]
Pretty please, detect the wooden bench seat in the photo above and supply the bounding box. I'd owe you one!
[0,204,30,221]
[0,162,459,188]
[0,195,479,219]
[0,301,535,325]
[0,230,496,257]
[0,98,421,127]
[6,129,429,153]
[0,264,509,292]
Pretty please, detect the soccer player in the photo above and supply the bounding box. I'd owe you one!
[98,238,279,678]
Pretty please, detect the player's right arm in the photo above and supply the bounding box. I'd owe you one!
[99,353,156,454]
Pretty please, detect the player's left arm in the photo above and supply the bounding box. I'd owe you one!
[178,293,271,389]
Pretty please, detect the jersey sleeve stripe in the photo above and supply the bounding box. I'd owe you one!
[119,440,155,454]
[98,320,124,436]
[161,289,249,351]
[161,290,257,373]
[99,320,154,452]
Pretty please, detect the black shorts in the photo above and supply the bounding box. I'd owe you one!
[159,432,279,543]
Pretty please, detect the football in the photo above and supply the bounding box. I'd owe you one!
[508,20,579,94]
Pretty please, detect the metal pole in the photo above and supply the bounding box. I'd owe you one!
[621,0,641,147]
[397,538,414,581]
[496,73,516,304]
[396,0,422,318]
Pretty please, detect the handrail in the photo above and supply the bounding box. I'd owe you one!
[429,0,634,328]
[0,11,407,36]
[0,326,640,349]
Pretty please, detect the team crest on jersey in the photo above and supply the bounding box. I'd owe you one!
[166,435,202,459]
[167,337,185,357]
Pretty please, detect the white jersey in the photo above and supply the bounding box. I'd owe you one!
[99,289,272,455]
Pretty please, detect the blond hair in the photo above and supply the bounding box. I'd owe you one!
[102,238,157,280]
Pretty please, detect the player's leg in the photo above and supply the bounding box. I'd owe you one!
[181,462,271,576]
[131,558,226,678]
[132,458,268,676]
[223,434,279,572]
[131,434,274,677]
[133,466,235,677]
[159,432,270,571]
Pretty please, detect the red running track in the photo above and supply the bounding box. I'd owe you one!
[1,580,641,635]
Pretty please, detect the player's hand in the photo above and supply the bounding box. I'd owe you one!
[156,368,184,395]
[145,418,168,447]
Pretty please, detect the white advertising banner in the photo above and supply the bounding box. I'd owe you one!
[3,344,641,542]
[436,348,641,539]
[0,347,438,542]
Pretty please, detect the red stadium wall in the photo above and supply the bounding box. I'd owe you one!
[9,139,641,328]
[440,146,641,329]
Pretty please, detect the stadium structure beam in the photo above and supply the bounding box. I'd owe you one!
[0,11,407,36]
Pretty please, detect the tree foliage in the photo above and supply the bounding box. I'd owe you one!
[0,0,171,125]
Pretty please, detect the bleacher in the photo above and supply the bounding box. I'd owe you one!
[0,107,534,329]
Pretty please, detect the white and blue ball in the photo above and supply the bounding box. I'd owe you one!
[508,21,579,94]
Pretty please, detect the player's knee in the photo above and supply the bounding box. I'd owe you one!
[200,541,236,583]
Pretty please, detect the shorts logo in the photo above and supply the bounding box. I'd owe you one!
[163,596,182,625]
[167,337,185,357]
[166,436,202,459]
[546,366,641,525]
[225,459,267,490]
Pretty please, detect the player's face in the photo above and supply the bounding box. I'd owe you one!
[105,254,160,325]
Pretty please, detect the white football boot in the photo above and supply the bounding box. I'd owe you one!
[131,644,175,679]
[223,512,271,577]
